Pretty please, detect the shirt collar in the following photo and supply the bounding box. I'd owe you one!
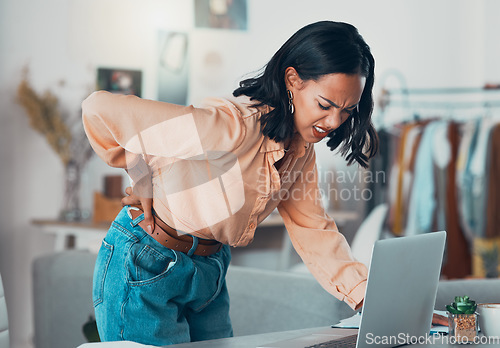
[260,133,310,158]
[260,136,283,153]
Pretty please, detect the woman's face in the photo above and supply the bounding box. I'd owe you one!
[285,69,366,144]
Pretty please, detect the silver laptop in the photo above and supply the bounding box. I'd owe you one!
[258,231,446,348]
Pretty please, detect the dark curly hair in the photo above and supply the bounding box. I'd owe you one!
[233,21,378,168]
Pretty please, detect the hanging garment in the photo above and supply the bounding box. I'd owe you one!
[400,125,424,232]
[432,123,451,232]
[387,124,409,235]
[365,129,393,214]
[390,123,417,235]
[441,122,472,279]
[406,121,446,236]
[468,118,497,237]
[455,120,479,242]
[471,121,500,278]
[486,123,500,239]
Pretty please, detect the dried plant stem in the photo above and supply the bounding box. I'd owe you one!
[17,78,73,166]
[16,68,94,220]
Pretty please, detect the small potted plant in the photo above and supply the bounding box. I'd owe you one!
[446,295,478,343]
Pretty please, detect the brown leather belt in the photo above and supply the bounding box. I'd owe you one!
[128,206,222,256]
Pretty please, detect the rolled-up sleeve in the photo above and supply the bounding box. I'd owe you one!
[277,148,367,310]
[82,91,245,166]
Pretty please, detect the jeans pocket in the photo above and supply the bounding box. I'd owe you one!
[93,239,114,307]
[127,244,177,286]
[192,255,225,312]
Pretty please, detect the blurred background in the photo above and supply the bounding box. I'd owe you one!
[1,0,500,347]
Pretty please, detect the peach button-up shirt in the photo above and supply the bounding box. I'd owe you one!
[82,90,367,309]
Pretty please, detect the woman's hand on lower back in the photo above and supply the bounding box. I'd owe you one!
[121,187,141,206]
[121,186,155,234]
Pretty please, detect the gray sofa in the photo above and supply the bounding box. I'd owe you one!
[32,251,500,348]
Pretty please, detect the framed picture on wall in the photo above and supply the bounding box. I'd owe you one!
[96,68,142,97]
[194,0,247,30]
[157,31,190,105]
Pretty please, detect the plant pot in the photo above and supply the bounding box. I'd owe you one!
[448,312,478,344]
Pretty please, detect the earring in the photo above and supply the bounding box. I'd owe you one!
[287,90,294,114]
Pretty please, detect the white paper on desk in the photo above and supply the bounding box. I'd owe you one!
[331,312,361,329]
[331,310,450,334]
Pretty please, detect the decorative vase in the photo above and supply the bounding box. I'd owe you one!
[448,312,478,344]
[59,159,82,221]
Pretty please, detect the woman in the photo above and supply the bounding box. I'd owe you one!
[83,21,377,345]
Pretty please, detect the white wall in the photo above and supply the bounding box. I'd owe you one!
[1,0,500,347]
[483,0,500,82]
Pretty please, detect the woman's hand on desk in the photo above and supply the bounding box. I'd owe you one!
[121,186,155,233]
[355,300,363,311]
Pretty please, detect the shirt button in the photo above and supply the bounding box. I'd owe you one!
[249,222,256,229]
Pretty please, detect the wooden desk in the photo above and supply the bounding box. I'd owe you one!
[76,327,500,348]
[33,210,358,270]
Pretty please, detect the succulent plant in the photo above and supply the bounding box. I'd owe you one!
[446,295,477,315]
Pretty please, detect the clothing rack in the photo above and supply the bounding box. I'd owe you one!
[370,85,500,277]
[386,86,500,94]
[377,86,500,126]
[383,99,500,109]
[383,86,500,108]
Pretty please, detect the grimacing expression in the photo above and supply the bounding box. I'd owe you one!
[285,68,366,143]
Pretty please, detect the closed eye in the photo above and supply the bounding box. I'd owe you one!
[318,102,330,111]
[345,107,357,115]
[318,95,358,115]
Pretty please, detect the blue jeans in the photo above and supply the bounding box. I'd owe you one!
[92,206,233,346]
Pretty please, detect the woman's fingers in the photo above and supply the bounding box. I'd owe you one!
[123,186,155,233]
[121,187,141,206]
[140,197,155,234]
[121,195,140,206]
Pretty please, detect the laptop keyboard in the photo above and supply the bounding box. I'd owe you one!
[305,334,358,348]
